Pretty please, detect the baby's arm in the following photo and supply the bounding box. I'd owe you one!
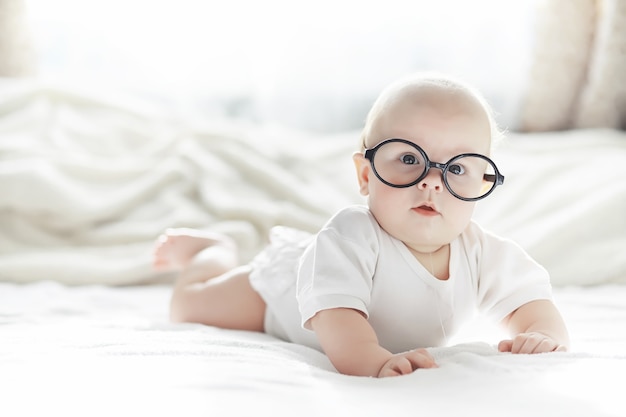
[310,308,438,377]
[498,299,570,354]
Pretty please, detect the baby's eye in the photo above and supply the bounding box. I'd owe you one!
[400,153,419,165]
[448,164,466,175]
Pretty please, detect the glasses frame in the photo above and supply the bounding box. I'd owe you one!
[363,138,505,201]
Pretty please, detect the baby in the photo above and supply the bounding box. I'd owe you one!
[153,73,570,378]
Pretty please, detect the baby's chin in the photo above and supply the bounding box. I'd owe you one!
[399,227,464,254]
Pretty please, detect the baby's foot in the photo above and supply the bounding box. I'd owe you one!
[152,228,236,270]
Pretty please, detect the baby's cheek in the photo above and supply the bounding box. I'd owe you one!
[446,201,475,233]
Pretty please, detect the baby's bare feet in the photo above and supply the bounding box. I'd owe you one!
[152,228,236,270]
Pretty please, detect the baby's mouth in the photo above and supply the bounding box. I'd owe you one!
[413,204,440,216]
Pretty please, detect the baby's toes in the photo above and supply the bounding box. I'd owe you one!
[152,239,172,269]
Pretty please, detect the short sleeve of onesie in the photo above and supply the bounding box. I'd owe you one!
[466,222,554,322]
[296,206,380,330]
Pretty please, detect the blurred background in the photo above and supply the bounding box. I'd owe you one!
[9,0,542,132]
[1,0,624,286]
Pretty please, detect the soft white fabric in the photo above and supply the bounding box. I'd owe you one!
[0,80,625,287]
[1,281,625,417]
[0,79,362,285]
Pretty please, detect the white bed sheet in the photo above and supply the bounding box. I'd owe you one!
[1,282,625,417]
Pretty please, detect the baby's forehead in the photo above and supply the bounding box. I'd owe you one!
[390,82,484,114]
[365,82,492,148]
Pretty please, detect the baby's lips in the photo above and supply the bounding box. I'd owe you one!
[413,201,440,215]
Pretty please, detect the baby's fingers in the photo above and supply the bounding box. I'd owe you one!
[499,333,566,354]
[498,339,513,352]
[378,357,413,377]
[378,350,438,378]
[404,348,438,370]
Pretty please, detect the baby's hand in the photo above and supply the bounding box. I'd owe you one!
[498,332,567,354]
[378,348,438,378]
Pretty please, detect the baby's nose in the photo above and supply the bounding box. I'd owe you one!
[418,170,443,192]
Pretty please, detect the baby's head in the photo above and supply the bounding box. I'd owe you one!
[360,73,501,152]
[353,73,503,252]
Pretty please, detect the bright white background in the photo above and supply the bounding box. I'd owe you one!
[24,0,542,132]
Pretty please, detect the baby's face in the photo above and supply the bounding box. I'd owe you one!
[355,92,492,254]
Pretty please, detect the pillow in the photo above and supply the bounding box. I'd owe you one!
[573,0,626,129]
[518,0,596,132]
[0,0,36,76]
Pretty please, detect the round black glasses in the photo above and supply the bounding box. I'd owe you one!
[363,138,505,201]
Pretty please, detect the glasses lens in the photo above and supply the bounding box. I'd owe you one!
[372,141,427,186]
[445,155,497,199]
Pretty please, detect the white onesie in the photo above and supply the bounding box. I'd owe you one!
[248,205,553,354]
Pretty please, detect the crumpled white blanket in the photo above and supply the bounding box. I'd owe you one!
[0,80,362,284]
[0,281,624,417]
[0,79,625,286]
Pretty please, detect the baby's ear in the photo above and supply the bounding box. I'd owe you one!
[352,152,370,196]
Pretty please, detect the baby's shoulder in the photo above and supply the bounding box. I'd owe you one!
[461,220,488,242]
[322,205,381,240]
[462,220,518,248]
[331,205,374,221]
[459,220,535,267]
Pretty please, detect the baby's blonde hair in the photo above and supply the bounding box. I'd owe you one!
[360,72,503,154]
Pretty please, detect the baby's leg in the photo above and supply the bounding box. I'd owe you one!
[170,265,266,332]
[154,228,266,332]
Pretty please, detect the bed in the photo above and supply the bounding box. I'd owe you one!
[2,1,626,416]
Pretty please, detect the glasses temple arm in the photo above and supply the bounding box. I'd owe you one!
[483,173,505,185]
